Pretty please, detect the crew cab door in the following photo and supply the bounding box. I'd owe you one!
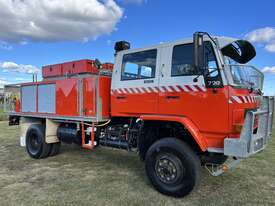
[111,48,160,116]
[158,41,229,141]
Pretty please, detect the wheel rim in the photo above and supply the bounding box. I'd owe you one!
[28,132,41,155]
[155,153,184,185]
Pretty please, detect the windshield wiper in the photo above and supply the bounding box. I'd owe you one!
[256,88,263,95]
[239,78,254,93]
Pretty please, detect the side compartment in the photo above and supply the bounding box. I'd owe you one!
[19,75,111,122]
[82,76,111,120]
[56,79,79,116]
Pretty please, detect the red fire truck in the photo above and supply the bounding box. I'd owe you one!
[9,32,274,197]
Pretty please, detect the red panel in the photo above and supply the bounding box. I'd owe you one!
[102,63,114,72]
[56,79,79,116]
[83,76,111,119]
[158,87,229,134]
[111,90,158,115]
[111,86,229,149]
[42,64,63,78]
[99,76,111,118]
[83,77,96,117]
[228,86,260,137]
[63,60,98,75]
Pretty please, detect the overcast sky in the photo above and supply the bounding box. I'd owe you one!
[0,0,274,95]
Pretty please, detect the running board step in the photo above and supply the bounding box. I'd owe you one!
[99,139,129,150]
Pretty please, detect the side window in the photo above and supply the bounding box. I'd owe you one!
[171,44,196,76]
[204,42,219,77]
[121,49,157,80]
[204,42,223,88]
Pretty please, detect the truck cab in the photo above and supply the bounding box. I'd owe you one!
[111,33,271,153]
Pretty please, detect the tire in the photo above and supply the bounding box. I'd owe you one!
[201,153,228,165]
[26,124,51,159]
[49,142,61,156]
[145,138,201,197]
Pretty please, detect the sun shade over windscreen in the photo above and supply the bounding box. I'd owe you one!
[221,40,256,64]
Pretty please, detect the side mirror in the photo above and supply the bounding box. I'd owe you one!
[193,32,205,73]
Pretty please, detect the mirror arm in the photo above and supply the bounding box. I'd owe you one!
[94,58,102,69]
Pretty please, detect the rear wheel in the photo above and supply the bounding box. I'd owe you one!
[49,142,61,156]
[26,124,51,159]
[145,138,201,197]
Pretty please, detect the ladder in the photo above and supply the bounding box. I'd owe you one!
[81,121,95,150]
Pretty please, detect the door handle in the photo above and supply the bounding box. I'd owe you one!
[144,79,154,84]
[165,95,180,99]
[116,96,126,100]
[160,64,164,77]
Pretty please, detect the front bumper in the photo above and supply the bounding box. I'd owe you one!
[224,96,274,158]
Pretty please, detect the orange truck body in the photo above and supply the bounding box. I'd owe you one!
[14,63,261,152]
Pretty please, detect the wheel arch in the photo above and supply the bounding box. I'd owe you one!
[138,115,207,159]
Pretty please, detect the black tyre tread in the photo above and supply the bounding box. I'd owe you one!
[49,142,61,156]
[26,123,51,159]
[145,137,201,197]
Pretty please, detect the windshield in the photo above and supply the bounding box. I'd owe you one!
[224,58,264,91]
[229,65,263,90]
[220,38,263,91]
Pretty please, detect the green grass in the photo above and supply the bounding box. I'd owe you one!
[0,107,7,121]
[0,121,274,206]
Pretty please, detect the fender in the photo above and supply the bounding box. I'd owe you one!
[140,115,208,152]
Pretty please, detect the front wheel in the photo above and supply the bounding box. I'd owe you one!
[145,138,201,197]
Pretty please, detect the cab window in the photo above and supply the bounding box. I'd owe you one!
[121,49,157,80]
[204,42,219,77]
[204,42,223,87]
[171,42,220,78]
[171,43,196,76]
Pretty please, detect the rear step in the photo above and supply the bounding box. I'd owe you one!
[81,122,95,150]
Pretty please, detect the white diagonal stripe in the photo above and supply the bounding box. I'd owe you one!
[198,85,206,92]
[145,87,151,93]
[127,88,133,94]
[166,86,173,92]
[232,96,242,103]
[140,88,147,93]
[124,88,130,94]
[135,88,141,93]
[152,87,158,93]
[172,85,181,92]
[189,85,198,92]
[159,86,166,93]
[242,96,247,103]
[122,88,128,94]
[133,88,139,93]
[180,85,189,92]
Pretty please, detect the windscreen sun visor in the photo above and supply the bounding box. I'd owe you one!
[221,40,256,64]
